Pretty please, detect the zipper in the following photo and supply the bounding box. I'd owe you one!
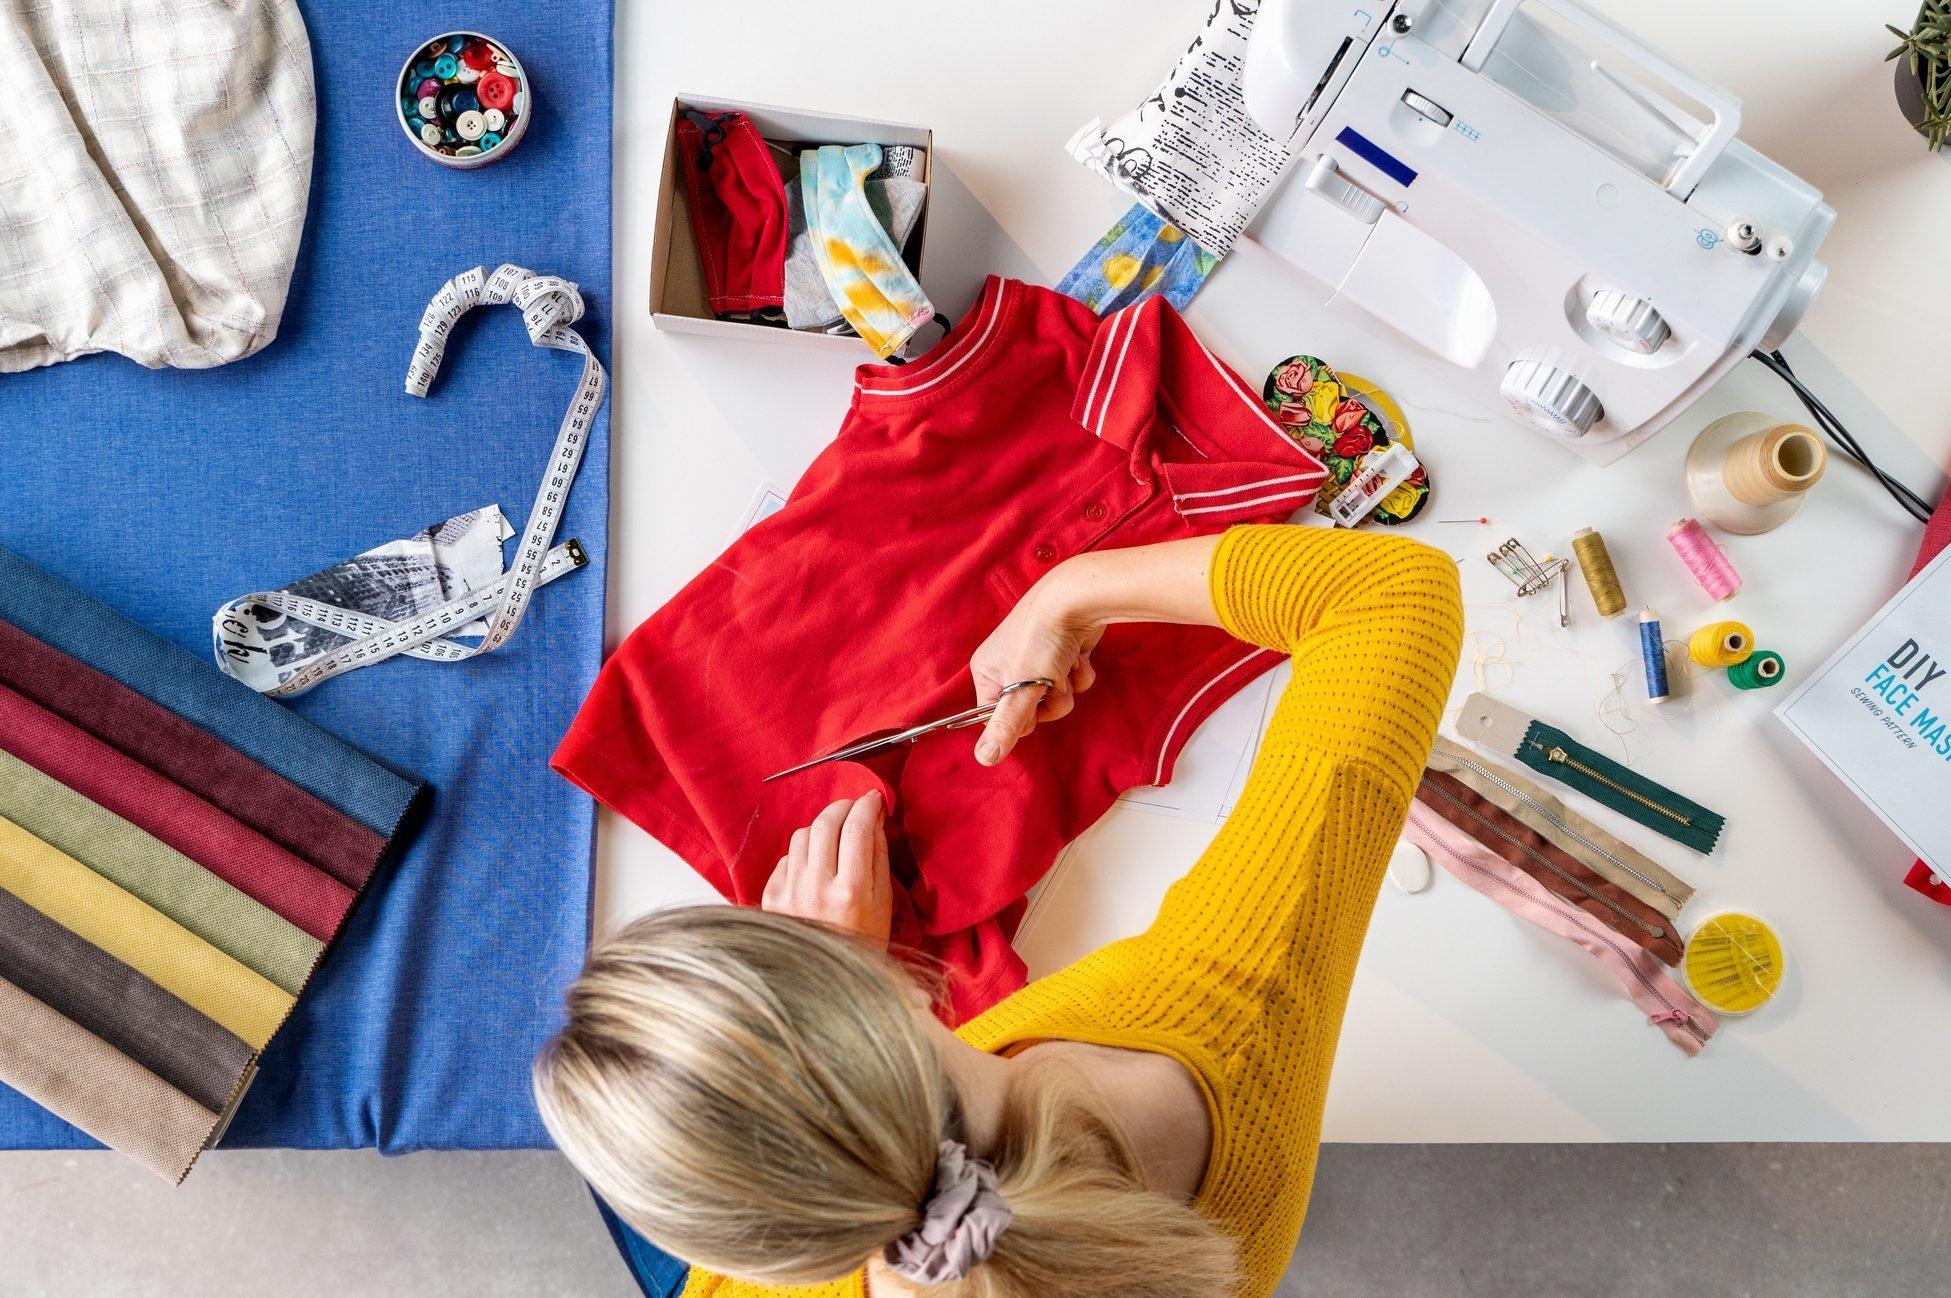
[1418,781,1666,940]
[1528,740,1694,829]
[1407,807,1710,1046]
[1438,750,1675,902]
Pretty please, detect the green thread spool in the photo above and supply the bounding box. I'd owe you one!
[1728,649,1784,690]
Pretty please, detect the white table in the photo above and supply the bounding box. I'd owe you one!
[608,0,1951,1141]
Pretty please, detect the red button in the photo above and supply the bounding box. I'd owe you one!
[462,41,498,72]
[478,72,516,112]
[1033,544,1056,563]
[1084,502,1107,521]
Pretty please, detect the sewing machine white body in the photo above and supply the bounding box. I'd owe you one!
[1242,0,1835,464]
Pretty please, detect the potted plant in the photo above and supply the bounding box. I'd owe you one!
[1890,2,1951,150]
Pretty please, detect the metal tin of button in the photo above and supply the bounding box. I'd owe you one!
[396,31,532,170]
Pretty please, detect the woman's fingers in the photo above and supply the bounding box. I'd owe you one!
[836,792,883,892]
[975,683,1046,766]
[805,799,853,877]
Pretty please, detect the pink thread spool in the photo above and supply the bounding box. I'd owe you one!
[1667,518,1741,601]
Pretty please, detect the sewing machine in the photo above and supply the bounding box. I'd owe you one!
[1241,0,1835,464]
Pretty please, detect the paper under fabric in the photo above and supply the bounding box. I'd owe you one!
[1415,769,1684,966]
[1426,738,1694,920]
[0,547,421,841]
[0,976,219,1183]
[1404,802,1718,1056]
[0,749,321,995]
[0,815,293,1048]
[0,619,391,890]
[0,888,253,1113]
[0,682,354,942]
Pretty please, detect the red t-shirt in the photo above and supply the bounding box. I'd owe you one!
[554,277,1329,1019]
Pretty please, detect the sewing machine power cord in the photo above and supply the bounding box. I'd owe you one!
[1749,349,1934,524]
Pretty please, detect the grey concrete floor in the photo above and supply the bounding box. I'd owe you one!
[4,1144,1947,1296]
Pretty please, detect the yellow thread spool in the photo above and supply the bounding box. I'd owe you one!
[1683,912,1785,1016]
[1570,528,1627,619]
[1688,620,1754,669]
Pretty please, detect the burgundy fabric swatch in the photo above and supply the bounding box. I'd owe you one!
[1416,769,1685,966]
[0,619,387,889]
[0,683,353,940]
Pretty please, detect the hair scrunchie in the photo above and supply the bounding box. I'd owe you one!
[882,1139,1013,1283]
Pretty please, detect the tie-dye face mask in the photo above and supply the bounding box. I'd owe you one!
[800,144,937,360]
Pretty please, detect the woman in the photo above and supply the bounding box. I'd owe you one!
[536,523,1463,1297]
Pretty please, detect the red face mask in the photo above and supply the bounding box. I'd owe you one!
[675,110,788,321]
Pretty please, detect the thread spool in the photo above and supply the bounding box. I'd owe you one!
[1639,609,1669,702]
[1667,518,1741,601]
[1687,620,1753,669]
[1683,912,1785,1016]
[1686,413,1827,534]
[1728,649,1784,690]
[1570,528,1627,619]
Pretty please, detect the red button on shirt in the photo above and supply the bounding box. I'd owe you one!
[555,278,1328,1021]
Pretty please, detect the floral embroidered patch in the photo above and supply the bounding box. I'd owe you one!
[1262,356,1431,525]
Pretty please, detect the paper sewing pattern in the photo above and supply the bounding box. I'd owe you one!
[1066,0,1297,256]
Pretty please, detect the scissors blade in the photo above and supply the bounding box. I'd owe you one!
[762,679,1053,783]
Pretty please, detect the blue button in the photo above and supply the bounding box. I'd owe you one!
[448,34,466,53]
[481,132,502,149]
[415,59,437,80]
[454,90,480,113]
[433,54,459,80]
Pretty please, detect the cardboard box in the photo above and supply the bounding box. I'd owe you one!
[650,94,933,349]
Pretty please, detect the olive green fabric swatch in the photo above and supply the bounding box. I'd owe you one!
[0,750,321,994]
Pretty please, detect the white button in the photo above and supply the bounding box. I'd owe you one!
[455,64,482,84]
[1402,90,1452,128]
[417,95,438,120]
[419,121,443,147]
[456,111,487,142]
[483,108,507,133]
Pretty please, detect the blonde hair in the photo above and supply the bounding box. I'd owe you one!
[534,906,1240,1296]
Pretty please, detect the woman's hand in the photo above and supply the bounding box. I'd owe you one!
[968,560,1106,766]
[761,792,892,946]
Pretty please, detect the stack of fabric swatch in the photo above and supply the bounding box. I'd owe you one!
[0,545,424,1181]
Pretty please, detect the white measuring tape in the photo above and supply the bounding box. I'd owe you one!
[214,264,602,697]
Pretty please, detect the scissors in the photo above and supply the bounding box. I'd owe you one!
[765,678,1056,782]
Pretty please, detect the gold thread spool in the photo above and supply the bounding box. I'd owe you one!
[1570,528,1627,619]
[1688,620,1754,669]
[1721,423,1826,508]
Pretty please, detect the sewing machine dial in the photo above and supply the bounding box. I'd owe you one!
[1585,290,1672,355]
[1500,360,1603,439]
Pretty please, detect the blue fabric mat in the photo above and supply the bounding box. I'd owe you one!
[0,1,610,1152]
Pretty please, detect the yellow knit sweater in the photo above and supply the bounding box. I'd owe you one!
[682,524,1464,1298]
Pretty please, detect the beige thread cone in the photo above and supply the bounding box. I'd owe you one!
[1720,423,1826,508]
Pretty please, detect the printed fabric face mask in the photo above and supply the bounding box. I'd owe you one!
[1058,203,1219,315]
[801,144,939,361]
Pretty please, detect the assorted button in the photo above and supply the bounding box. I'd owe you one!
[398,32,530,167]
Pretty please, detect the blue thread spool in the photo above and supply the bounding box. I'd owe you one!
[1639,608,1670,702]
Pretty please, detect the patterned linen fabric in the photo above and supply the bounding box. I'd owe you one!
[0,0,315,371]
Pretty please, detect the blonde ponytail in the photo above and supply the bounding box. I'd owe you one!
[534,906,1239,1296]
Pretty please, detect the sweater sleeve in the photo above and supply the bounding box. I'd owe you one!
[963,524,1461,1295]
